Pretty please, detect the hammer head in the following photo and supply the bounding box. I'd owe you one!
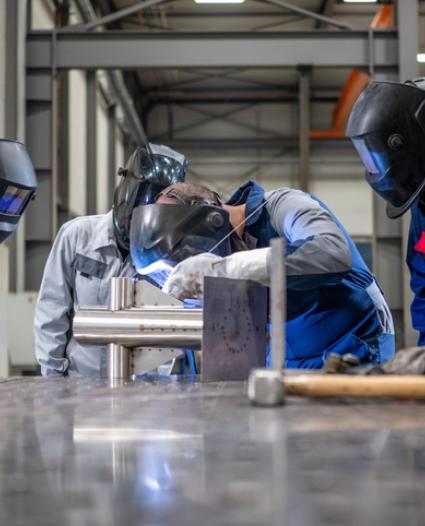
[247,368,285,406]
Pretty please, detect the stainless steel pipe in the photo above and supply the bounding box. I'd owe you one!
[107,343,130,379]
[74,307,203,348]
[106,277,135,379]
[109,277,134,312]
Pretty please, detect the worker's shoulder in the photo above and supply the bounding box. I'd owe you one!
[58,212,112,238]
[265,186,316,204]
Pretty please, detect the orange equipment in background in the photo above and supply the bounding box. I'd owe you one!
[309,4,394,140]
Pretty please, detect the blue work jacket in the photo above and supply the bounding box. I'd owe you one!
[407,201,425,345]
[227,181,395,369]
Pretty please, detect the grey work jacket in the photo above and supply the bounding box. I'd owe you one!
[34,211,135,376]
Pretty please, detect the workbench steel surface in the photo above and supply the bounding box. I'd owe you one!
[0,377,425,526]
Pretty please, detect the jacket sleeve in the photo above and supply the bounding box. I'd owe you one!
[265,189,352,290]
[406,212,425,345]
[33,223,76,376]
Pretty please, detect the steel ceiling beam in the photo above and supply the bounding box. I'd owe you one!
[261,0,353,30]
[162,67,247,90]
[178,103,285,138]
[151,102,256,141]
[148,94,338,104]
[62,0,353,32]
[162,138,349,150]
[252,14,304,32]
[316,0,337,29]
[147,87,341,97]
[163,68,289,92]
[61,0,170,32]
[125,10,392,19]
[27,30,398,70]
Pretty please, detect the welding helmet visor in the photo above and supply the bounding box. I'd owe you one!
[130,203,231,282]
[0,140,37,243]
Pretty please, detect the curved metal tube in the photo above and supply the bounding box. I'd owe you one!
[74,307,203,348]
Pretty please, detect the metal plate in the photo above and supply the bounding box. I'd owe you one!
[2,376,425,525]
[133,280,183,374]
[202,277,267,382]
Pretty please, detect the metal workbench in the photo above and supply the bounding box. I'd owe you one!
[0,376,424,526]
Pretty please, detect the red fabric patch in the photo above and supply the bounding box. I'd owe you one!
[414,232,425,254]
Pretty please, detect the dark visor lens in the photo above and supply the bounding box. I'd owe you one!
[351,137,391,175]
[0,185,33,214]
[366,163,425,212]
[130,203,230,275]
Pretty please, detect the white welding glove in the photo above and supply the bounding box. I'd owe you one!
[162,248,271,301]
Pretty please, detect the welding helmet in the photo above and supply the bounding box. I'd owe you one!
[130,187,231,279]
[347,80,425,218]
[112,143,188,251]
[0,139,37,244]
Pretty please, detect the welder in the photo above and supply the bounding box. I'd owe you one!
[347,79,425,347]
[130,181,395,369]
[34,143,187,376]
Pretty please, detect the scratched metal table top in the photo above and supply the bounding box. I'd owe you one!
[0,375,424,526]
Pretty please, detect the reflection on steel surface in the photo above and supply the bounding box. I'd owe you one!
[74,307,203,348]
[73,427,203,443]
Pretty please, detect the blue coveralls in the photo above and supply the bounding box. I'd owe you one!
[227,181,395,369]
[407,201,425,345]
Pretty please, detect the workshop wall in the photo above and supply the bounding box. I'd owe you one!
[31,0,55,30]
[148,101,372,236]
[69,70,88,217]
[32,1,126,220]
[96,89,109,214]
[115,128,125,186]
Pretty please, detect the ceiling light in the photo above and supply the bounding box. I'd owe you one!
[418,54,425,63]
[343,0,377,3]
[194,0,245,3]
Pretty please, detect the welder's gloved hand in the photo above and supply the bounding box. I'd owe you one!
[162,248,271,300]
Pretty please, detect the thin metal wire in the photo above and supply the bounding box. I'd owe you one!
[208,194,273,255]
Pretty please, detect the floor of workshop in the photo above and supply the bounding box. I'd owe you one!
[0,376,424,525]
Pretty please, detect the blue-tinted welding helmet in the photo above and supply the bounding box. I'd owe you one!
[112,143,188,251]
[347,80,425,218]
[0,139,37,243]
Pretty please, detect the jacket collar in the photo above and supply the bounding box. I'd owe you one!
[226,180,266,226]
[92,210,117,251]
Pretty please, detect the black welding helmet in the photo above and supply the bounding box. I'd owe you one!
[130,188,231,281]
[112,143,188,251]
[346,80,425,218]
[0,139,37,244]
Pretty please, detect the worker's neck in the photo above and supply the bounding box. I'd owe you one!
[223,204,246,238]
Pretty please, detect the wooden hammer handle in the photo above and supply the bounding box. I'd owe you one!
[285,374,425,399]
